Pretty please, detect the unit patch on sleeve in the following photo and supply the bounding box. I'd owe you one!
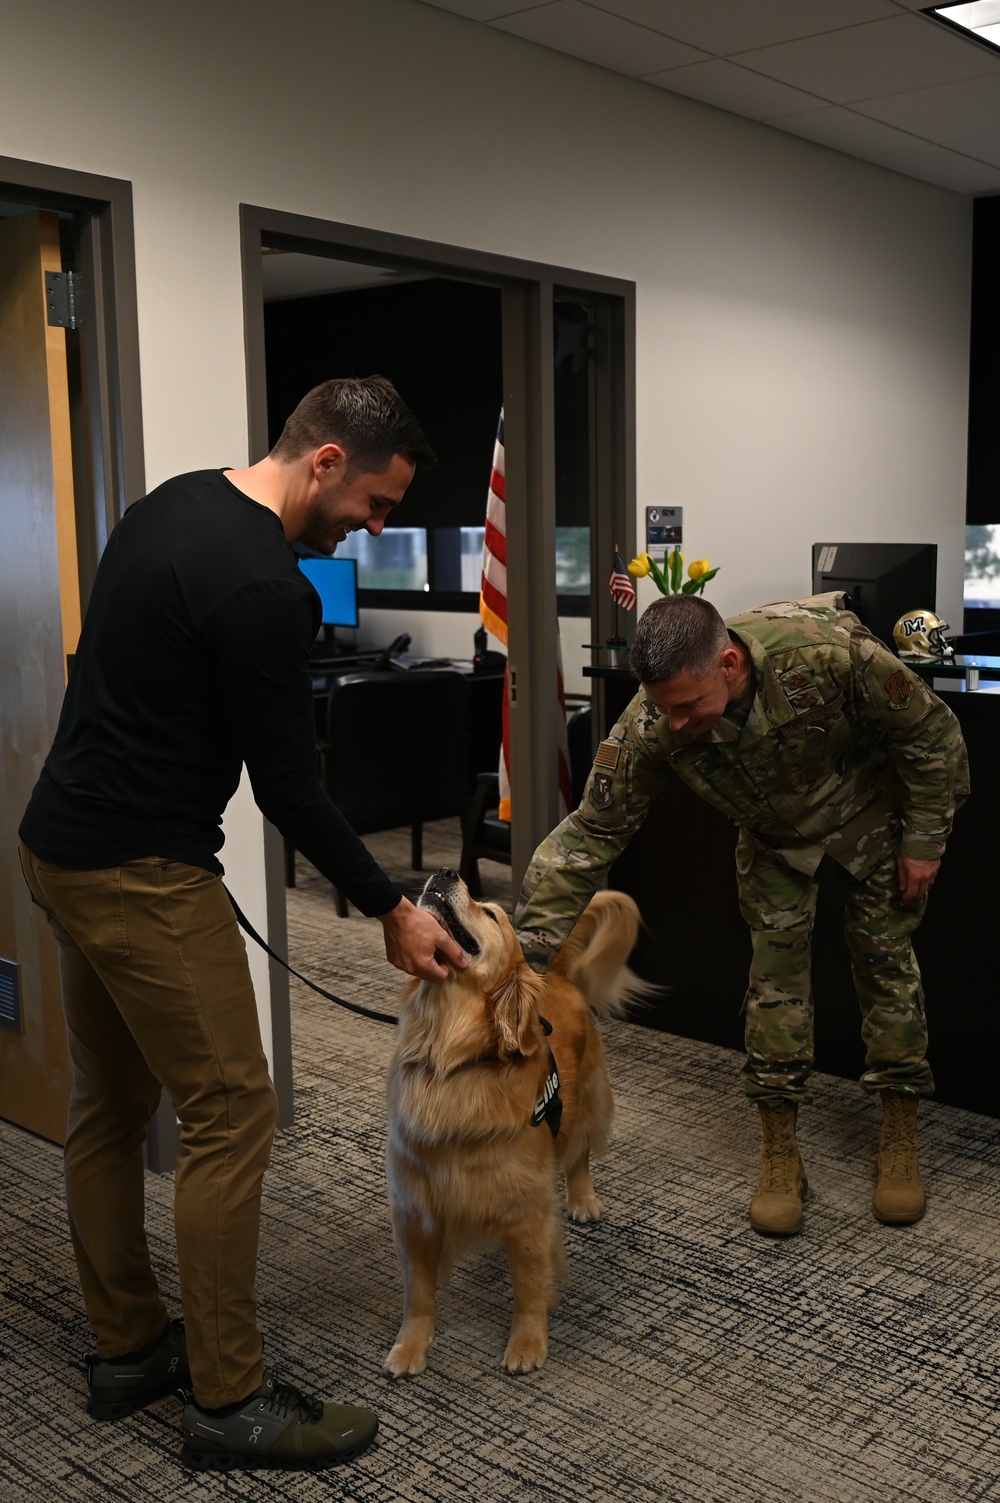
[589,771,615,812]
[883,668,913,711]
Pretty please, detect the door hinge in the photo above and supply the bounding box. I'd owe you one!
[45,270,83,330]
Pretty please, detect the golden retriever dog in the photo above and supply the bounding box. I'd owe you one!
[384,868,644,1377]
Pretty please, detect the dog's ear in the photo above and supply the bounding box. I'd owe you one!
[489,962,544,1058]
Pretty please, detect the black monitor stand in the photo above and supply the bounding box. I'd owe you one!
[311,625,345,658]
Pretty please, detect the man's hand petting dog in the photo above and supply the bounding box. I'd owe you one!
[379,896,468,982]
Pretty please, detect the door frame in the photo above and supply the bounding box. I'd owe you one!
[240,207,635,1117]
[0,156,151,1151]
[239,201,635,859]
[0,155,144,603]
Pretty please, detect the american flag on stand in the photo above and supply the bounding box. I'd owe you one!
[609,548,637,611]
[479,411,572,823]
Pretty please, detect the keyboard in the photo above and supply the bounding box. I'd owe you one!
[309,643,380,664]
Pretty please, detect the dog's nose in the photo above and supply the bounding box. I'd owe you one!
[437,868,459,882]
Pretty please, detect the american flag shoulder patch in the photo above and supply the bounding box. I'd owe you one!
[594,740,621,770]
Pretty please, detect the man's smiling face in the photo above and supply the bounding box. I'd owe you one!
[641,643,749,736]
[301,449,415,555]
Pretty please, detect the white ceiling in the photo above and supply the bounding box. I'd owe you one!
[418,0,1000,193]
[260,251,428,301]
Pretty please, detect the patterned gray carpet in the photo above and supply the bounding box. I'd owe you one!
[2,819,1000,1502]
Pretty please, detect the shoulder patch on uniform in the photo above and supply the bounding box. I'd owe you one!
[884,668,913,711]
[589,771,614,811]
[594,740,621,770]
[778,667,815,696]
[778,666,825,714]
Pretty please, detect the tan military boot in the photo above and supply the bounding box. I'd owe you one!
[873,1090,925,1225]
[749,1099,807,1236]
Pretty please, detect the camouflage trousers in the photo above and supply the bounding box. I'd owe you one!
[736,834,934,1104]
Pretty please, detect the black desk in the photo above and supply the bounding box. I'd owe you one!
[309,653,482,695]
[908,653,1000,692]
[583,663,637,735]
[308,650,386,688]
[584,653,1000,737]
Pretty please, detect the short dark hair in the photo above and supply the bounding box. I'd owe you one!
[630,595,730,684]
[270,375,436,472]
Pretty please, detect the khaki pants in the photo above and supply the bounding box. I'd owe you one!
[19,844,277,1408]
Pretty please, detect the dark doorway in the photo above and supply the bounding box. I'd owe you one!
[264,268,504,610]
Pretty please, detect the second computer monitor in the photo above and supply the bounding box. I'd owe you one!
[812,542,937,651]
[297,556,359,629]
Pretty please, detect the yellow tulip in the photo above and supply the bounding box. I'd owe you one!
[627,553,652,578]
[688,558,711,580]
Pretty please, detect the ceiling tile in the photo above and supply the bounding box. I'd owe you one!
[849,70,1000,141]
[586,0,899,55]
[868,139,1000,190]
[643,58,826,120]
[946,128,1000,166]
[490,1,708,74]
[416,0,550,19]
[766,104,926,156]
[734,14,1000,104]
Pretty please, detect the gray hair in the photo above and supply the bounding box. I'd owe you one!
[629,595,730,684]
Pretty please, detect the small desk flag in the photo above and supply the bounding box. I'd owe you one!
[609,549,637,611]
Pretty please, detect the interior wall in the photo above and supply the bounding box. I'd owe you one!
[0,0,972,1002]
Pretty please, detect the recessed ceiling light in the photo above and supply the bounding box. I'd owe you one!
[924,2,1000,51]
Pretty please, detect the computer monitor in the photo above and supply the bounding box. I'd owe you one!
[811,542,937,652]
[297,556,359,630]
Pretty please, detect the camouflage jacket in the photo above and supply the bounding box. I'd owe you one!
[516,595,970,971]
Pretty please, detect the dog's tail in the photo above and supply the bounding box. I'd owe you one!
[550,890,659,1018]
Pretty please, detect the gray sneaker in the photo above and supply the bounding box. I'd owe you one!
[86,1318,190,1420]
[180,1370,378,1471]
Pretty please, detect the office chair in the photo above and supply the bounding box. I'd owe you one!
[459,704,594,899]
[314,668,471,916]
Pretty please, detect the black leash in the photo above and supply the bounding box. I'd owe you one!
[225,887,399,1027]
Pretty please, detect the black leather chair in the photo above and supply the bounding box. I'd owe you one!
[459,704,594,899]
[312,668,471,915]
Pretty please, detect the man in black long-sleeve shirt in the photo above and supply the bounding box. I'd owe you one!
[19,376,464,1471]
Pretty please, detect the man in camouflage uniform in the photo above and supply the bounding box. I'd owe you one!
[516,593,969,1236]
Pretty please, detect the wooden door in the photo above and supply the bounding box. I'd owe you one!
[0,211,81,1143]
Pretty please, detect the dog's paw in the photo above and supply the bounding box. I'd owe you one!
[384,1340,430,1378]
[568,1192,602,1223]
[502,1332,548,1374]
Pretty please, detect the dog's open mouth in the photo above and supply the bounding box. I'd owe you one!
[418,873,481,957]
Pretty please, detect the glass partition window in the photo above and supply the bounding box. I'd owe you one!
[460,526,485,593]
[338,523,593,602]
[556,526,590,595]
[965,524,1000,607]
[336,528,429,593]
